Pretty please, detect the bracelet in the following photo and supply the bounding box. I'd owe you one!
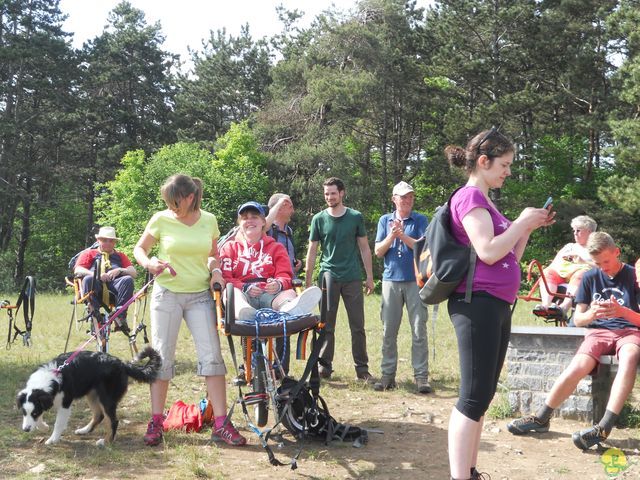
[211,268,222,275]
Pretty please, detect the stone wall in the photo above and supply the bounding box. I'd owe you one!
[507,326,614,423]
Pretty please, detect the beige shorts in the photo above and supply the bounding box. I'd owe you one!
[150,284,226,380]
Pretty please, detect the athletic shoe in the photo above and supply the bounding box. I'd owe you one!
[144,415,164,446]
[572,424,608,450]
[506,415,550,435]
[415,377,433,394]
[211,421,247,446]
[319,367,332,379]
[373,376,397,391]
[280,286,322,316]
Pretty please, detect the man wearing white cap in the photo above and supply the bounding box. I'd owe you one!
[74,226,137,329]
[374,181,431,393]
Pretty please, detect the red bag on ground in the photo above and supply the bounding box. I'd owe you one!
[163,399,213,433]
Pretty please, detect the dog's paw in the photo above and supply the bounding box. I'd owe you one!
[44,436,60,445]
[74,426,90,435]
[95,438,106,448]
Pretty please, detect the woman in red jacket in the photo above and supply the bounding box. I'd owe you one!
[220,201,320,319]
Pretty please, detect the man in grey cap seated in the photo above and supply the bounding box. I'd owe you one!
[74,226,137,330]
[374,181,432,393]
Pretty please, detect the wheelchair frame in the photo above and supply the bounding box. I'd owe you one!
[518,259,575,327]
[64,259,149,356]
[213,277,326,432]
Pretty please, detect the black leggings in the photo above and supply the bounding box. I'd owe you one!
[448,292,512,422]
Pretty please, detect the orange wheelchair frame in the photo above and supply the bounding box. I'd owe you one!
[519,259,574,327]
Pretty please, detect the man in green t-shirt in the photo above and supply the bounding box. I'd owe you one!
[305,177,375,383]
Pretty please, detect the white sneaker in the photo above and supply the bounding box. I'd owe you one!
[238,306,257,321]
[280,286,322,316]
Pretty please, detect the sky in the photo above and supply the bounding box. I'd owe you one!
[61,1,373,58]
[60,0,432,61]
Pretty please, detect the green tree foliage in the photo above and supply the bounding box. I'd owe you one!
[175,25,272,144]
[76,1,177,242]
[95,122,270,254]
[0,0,80,286]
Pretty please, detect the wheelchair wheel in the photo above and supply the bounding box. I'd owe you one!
[253,348,269,428]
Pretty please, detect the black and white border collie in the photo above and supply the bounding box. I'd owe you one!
[17,346,161,445]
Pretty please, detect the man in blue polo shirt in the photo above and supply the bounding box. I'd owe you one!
[374,181,431,393]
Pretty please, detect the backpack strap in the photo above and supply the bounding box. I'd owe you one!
[464,248,477,303]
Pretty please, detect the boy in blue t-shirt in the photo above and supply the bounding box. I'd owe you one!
[507,232,640,450]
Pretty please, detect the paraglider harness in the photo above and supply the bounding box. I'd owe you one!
[2,276,36,348]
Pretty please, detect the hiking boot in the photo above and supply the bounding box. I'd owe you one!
[211,421,247,446]
[319,366,332,379]
[415,377,433,394]
[280,286,322,316]
[355,372,375,385]
[506,415,550,435]
[144,415,164,446]
[373,376,397,391]
[572,424,608,450]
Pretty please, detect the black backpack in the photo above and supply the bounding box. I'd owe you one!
[413,187,477,305]
[68,241,100,271]
[275,377,368,447]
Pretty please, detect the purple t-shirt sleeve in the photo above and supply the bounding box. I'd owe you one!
[450,186,521,304]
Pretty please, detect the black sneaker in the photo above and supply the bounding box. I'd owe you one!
[572,424,608,450]
[506,415,550,435]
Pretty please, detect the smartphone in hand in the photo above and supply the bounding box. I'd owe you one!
[543,196,553,210]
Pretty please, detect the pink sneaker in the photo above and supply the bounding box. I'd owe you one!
[211,421,247,446]
[144,416,164,446]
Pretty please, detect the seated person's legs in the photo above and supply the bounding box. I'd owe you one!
[110,275,134,330]
[558,267,588,313]
[81,274,101,313]
[507,336,601,435]
[538,266,563,308]
[573,331,640,449]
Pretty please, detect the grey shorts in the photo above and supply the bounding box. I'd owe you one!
[150,284,226,380]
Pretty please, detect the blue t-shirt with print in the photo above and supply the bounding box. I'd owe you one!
[375,211,428,282]
[575,263,640,330]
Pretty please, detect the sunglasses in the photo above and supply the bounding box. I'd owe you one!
[476,125,500,153]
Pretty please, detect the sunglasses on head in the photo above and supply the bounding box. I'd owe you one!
[476,125,501,153]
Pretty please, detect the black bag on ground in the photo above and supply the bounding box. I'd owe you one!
[413,187,477,305]
[275,377,368,447]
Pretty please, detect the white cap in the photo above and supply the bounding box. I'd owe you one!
[392,181,414,196]
[95,226,119,240]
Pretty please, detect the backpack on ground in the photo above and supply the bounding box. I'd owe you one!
[413,187,477,305]
[275,377,368,447]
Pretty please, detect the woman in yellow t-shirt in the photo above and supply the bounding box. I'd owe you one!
[134,174,246,447]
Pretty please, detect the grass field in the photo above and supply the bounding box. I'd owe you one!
[0,290,577,479]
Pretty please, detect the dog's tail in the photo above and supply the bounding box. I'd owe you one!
[125,346,161,383]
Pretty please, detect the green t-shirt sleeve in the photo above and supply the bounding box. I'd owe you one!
[355,211,367,238]
[309,214,320,241]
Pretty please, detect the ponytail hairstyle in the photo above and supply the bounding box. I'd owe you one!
[160,174,203,212]
[445,127,515,174]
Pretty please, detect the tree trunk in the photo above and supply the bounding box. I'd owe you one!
[14,176,31,285]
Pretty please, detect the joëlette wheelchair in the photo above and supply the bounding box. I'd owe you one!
[519,259,575,327]
[64,257,149,355]
[1,276,36,349]
[212,275,327,430]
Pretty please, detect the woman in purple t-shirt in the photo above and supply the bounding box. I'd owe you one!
[445,128,554,480]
